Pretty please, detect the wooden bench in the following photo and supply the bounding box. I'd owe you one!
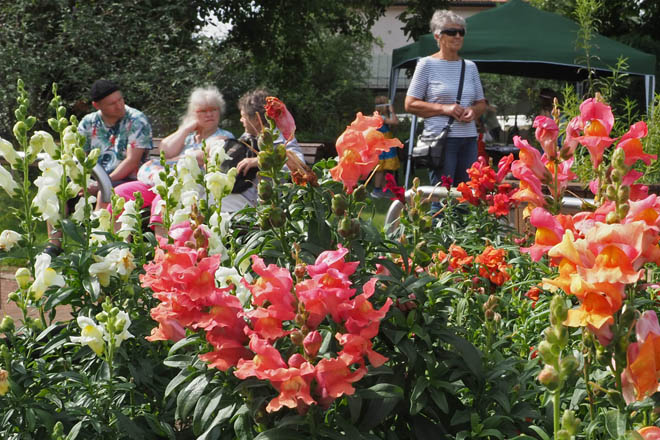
[150,138,326,166]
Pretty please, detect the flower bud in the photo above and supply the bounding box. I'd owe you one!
[538,340,557,365]
[550,295,568,323]
[618,203,630,218]
[610,168,623,184]
[288,353,305,368]
[290,330,303,346]
[74,147,86,164]
[303,331,322,358]
[331,194,347,216]
[538,364,560,390]
[606,211,619,224]
[57,106,67,119]
[555,430,571,440]
[13,121,27,139]
[294,264,306,280]
[617,185,630,203]
[353,185,367,202]
[87,148,100,165]
[607,389,625,407]
[612,147,626,170]
[561,410,580,436]
[7,292,20,302]
[605,185,617,201]
[15,267,31,289]
[269,207,285,228]
[25,116,36,130]
[258,179,273,201]
[96,311,108,322]
[338,216,353,238]
[0,316,14,333]
[0,369,9,396]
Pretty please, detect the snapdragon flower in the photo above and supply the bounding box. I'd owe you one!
[0,138,18,166]
[70,316,106,356]
[29,253,65,300]
[0,230,21,251]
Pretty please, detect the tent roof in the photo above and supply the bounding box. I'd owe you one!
[391,0,656,81]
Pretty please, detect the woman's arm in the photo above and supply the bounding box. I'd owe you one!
[405,95,466,120]
[158,119,198,159]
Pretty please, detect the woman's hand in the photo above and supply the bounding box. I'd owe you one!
[459,107,476,122]
[236,157,258,176]
[445,103,466,119]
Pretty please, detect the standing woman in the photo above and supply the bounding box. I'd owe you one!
[405,10,486,187]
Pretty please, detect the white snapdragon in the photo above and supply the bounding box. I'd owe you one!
[29,131,57,158]
[0,230,21,251]
[29,253,65,300]
[71,196,96,222]
[0,166,18,196]
[61,126,78,156]
[205,169,236,202]
[117,199,139,240]
[33,158,64,222]
[215,266,251,305]
[70,317,106,356]
[89,247,136,286]
[109,310,134,347]
[0,138,18,166]
[206,138,231,167]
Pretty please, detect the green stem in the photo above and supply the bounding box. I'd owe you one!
[553,390,561,437]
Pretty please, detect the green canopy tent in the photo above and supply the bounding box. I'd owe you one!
[389,0,657,188]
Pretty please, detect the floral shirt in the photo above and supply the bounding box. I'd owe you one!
[77,105,153,174]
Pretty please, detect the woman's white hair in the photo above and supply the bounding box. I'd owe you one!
[430,10,466,36]
[183,86,226,124]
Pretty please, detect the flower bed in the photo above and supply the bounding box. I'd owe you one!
[0,81,658,439]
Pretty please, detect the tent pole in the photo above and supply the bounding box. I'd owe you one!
[389,69,399,104]
[404,115,417,190]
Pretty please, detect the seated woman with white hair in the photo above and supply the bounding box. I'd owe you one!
[113,85,235,224]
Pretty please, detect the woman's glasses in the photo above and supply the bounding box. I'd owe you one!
[440,28,466,37]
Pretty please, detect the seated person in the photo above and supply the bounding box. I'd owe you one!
[78,79,153,201]
[228,88,305,212]
[114,85,234,224]
[44,79,153,255]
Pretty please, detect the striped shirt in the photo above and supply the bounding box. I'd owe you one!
[407,57,484,137]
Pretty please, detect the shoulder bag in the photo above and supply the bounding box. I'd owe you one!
[412,59,466,169]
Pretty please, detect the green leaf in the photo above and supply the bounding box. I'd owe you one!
[165,369,199,400]
[411,377,429,402]
[169,334,202,355]
[438,329,483,379]
[605,409,627,438]
[429,387,449,413]
[65,421,83,440]
[234,412,252,440]
[193,387,224,434]
[197,403,237,440]
[478,429,504,439]
[359,383,404,400]
[254,428,309,440]
[176,373,210,420]
[164,353,195,368]
[528,425,551,440]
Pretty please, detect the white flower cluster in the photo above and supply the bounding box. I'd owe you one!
[70,311,133,357]
[152,139,237,226]
[29,253,65,300]
[89,247,136,287]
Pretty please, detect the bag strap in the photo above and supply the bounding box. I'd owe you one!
[446,59,466,129]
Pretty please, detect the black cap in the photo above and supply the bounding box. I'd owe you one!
[90,79,119,102]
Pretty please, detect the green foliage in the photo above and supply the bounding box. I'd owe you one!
[396,0,452,41]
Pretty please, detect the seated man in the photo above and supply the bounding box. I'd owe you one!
[44,80,153,256]
[78,79,153,201]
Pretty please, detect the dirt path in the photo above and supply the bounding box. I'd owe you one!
[0,270,73,325]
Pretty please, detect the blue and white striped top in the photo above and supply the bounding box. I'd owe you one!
[407,57,485,138]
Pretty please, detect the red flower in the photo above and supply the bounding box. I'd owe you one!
[441,175,453,189]
[384,173,405,203]
[330,112,403,193]
[265,97,296,141]
[315,357,366,403]
[475,246,511,286]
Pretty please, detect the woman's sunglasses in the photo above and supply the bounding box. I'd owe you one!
[440,28,466,37]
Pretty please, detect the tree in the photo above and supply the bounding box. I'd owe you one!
[209,0,394,140]
[396,0,451,42]
[0,0,225,137]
